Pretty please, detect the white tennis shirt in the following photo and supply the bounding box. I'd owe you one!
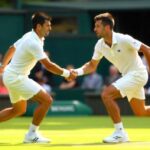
[92,32,146,75]
[6,30,47,76]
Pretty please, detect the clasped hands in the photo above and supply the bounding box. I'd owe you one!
[66,69,78,81]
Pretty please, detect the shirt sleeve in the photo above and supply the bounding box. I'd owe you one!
[13,38,22,48]
[92,41,103,60]
[29,42,47,61]
[13,32,29,48]
[124,35,142,51]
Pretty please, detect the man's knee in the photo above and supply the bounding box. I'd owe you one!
[34,90,53,107]
[101,90,108,100]
[101,85,122,101]
[42,96,53,107]
[12,107,26,116]
[101,89,111,104]
[47,96,53,106]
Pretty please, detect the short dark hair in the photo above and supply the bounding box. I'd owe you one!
[94,12,115,29]
[31,12,51,29]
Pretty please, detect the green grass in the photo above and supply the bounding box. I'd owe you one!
[0,116,150,150]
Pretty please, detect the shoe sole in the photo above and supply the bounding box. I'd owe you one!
[23,139,51,144]
[23,141,51,144]
[103,139,129,143]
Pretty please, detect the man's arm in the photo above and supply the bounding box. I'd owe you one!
[139,43,150,70]
[40,58,64,75]
[40,58,77,79]
[74,59,100,76]
[1,45,16,67]
[0,45,16,74]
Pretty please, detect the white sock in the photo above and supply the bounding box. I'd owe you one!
[28,123,39,135]
[114,122,124,132]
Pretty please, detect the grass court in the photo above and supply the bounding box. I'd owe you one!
[0,116,150,150]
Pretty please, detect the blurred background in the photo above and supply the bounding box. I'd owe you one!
[1,0,150,116]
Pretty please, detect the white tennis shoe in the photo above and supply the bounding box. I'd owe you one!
[23,132,51,143]
[103,131,129,143]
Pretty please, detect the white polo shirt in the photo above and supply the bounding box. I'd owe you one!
[92,32,146,75]
[6,30,47,76]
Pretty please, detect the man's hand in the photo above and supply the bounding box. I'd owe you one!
[66,69,78,81]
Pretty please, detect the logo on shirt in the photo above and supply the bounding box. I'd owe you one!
[133,41,138,47]
[117,49,121,52]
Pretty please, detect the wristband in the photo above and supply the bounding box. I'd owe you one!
[61,69,70,78]
[74,68,84,76]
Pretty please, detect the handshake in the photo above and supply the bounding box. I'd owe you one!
[61,68,84,81]
[66,69,78,81]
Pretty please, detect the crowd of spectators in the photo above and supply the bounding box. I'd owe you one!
[1,51,150,97]
[0,53,8,95]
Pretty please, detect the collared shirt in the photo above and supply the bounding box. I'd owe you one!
[92,32,146,75]
[6,30,47,76]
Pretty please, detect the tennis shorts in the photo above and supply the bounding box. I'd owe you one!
[112,70,148,101]
[3,70,43,104]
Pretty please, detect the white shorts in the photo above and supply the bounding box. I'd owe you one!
[112,70,148,101]
[3,70,43,104]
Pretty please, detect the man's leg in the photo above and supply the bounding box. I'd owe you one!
[101,85,122,123]
[0,100,27,122]
[24,89,53,143]
[101,85,129,143]
[32,89,53,125]
[130,98,150,116]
